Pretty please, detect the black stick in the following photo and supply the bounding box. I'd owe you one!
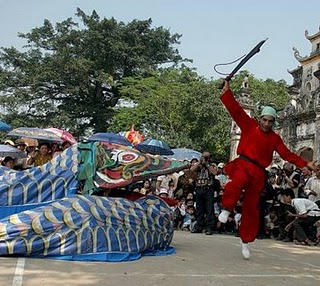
[218,38,268,89]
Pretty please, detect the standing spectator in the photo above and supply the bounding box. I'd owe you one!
[298,166,312,198]
[279,162,301,198]
[190,151,220,235]
[156,174,176,195]
[303,165,320,203]
[216,162,227,191]
[176,166,197,198]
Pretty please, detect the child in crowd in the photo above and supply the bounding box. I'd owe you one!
[181,205,196,231]
[159,188,169,199]
[172,196,186,229]
[140,179,153,195]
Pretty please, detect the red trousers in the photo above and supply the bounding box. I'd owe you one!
[222,158,266,243]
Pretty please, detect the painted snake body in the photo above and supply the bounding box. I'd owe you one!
[0,142,185,261]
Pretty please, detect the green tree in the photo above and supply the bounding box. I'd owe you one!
[110,67,232,161]
[0,8,185,136]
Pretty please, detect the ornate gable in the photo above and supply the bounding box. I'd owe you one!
[280,26,320,161]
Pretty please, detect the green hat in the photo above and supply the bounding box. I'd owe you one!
[260,106,277,119]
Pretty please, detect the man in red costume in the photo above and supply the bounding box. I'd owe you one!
[218,81,316,259]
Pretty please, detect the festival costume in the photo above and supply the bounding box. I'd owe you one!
[220,89,307,243]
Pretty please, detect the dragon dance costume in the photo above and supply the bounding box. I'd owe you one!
[0,142,186,261]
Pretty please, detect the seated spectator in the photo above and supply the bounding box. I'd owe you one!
[14,139,27,153]
[185,198,194,208]
[315,220,320,245]
[265,207,279,239]
[168,178,176,199]
[61,141,72,151]
[186,192,194,201]
[233,203,242,237]
[159,188,169,199]
[258,172,278,239]
[276,198,295,242]
[13,139,28,170]
[181,205,196,231]
[50,143,59,156]
[140,180,153,195]
[1,156,14,169]
[172,197,186,229]
[27,142,52,166]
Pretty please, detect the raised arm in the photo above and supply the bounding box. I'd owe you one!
[220,81,254,130]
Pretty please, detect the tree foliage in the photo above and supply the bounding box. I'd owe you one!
[0,8,185,136]
[110,67,232,161]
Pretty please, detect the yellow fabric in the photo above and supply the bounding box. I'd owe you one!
[33,154,52,166]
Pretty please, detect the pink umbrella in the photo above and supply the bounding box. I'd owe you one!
[45,128,77,144]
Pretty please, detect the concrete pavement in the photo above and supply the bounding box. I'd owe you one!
[1,231,319,286]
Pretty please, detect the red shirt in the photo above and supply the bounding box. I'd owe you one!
[220,89,307,169]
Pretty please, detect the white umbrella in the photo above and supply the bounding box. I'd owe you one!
[0,144,27,158]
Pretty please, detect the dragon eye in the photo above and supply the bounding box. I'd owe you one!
[117,151,139,163]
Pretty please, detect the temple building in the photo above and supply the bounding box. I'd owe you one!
[229,26,320,165]
[279,27,320,162]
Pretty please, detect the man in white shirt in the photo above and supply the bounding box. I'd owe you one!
[156,174,177,196]
[282,188,320,245]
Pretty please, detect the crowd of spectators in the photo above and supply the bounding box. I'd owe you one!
[0,138,71,169]
[131,153,320,247]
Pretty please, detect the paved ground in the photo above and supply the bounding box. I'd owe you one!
[1,231,320,286]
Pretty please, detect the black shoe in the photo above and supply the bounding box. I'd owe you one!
[205,230,214,235]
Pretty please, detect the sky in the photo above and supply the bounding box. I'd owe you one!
[0,0,320,84]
